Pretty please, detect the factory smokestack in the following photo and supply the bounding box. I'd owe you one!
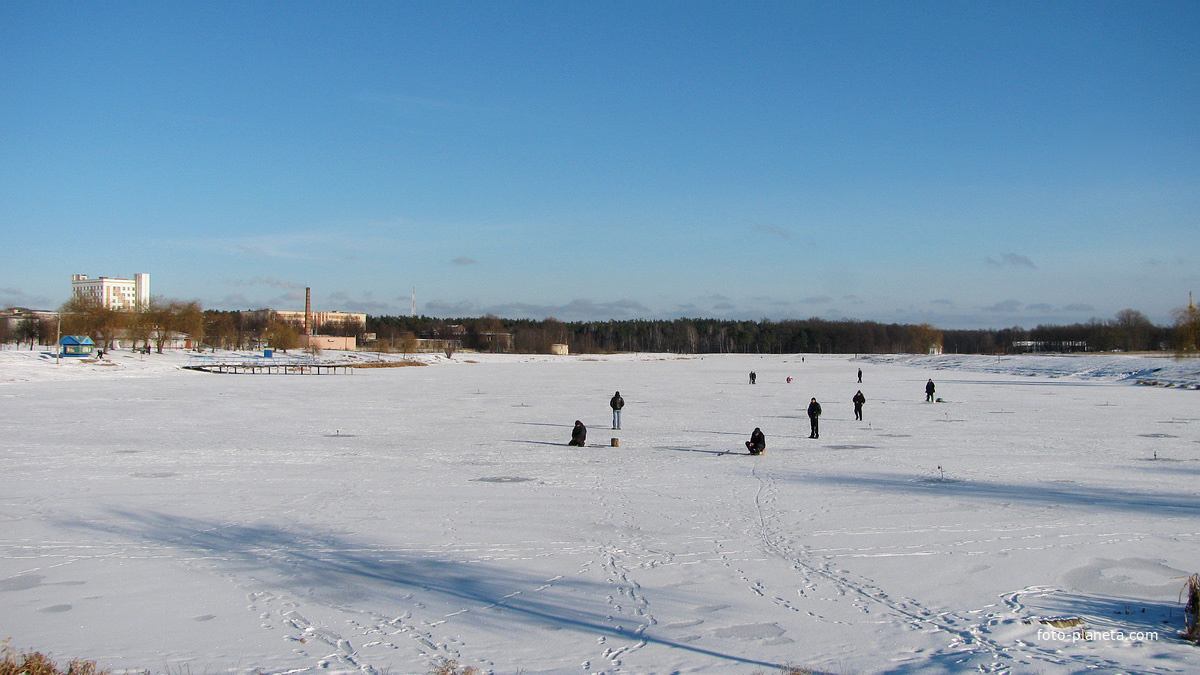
[305,287,313,335]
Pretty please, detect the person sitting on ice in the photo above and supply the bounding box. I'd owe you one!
[745,427,766,455]
[569,420,587,446]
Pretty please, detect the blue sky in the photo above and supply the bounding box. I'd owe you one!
[2,1,1196,329]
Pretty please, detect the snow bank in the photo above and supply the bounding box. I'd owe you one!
[862,352,1200,389]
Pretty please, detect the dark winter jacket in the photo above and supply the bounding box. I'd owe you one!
[852,392,866,407]
[569,421,587,446]
[807,400,822,418]
[748,428,766,452]
[610,393,624,410]
[926,380,936,395]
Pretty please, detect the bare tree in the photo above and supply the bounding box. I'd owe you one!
[59,294,122,349]
[399,332,418,357]
[435,324,460,358]
[1113,308,1154,352]
[176,301,205,350]
[147,298,178,353]
[206,312,237,351]
[126,307,154,351]
[14,317,46,350]
[1174,300,1200,356]
[909,323,943,354]
[265,322,300,352]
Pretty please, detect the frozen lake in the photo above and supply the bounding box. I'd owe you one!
[1,349,1198,674]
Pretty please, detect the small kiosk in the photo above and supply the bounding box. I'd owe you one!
[59,335,95,357]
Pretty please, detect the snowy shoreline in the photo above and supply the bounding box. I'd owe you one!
[5,347,1198,388]
[861,352,1200,389]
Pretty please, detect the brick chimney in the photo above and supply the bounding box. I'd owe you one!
[305,287,313,335]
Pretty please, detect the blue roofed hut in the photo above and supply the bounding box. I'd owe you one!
[59,335,95,357]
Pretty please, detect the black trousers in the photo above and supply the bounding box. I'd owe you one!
[809,417,819,438]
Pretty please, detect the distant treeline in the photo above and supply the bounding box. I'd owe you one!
[372,315,941,354]
[11,299,1190,355]
[369,307,1194,355]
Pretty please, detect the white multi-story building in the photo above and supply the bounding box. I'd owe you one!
[70,273,150,311]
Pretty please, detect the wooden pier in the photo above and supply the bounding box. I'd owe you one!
[184,357,354,375]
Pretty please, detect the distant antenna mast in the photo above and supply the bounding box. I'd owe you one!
[411,287,416,317]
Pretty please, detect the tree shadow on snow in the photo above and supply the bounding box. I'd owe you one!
[1028,592,1183,635]
[1133,461,1200,477]
[655,446,729,456]
[65,509,787,670]
[682,429,745,437]
[794,473,1200,516]
[952,379,1111,388]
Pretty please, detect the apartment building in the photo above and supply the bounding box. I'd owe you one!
[70,273,150,311]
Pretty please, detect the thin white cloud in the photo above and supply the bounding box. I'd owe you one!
[226,277,306,290]
[183,231,398,262]
[424,298,653,321]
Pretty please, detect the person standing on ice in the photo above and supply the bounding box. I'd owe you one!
[569,420,587,446]
[852,390,866,421]
[857,368,863,383]
[749,371,756,384]
[745,428,766,455]
[807,398,822,439]
[609,391,624,430]
[925,378,936,402]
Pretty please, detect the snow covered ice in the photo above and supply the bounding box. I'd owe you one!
[2,348,1198,674]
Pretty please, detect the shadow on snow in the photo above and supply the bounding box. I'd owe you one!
[67,509,787,671]
[794,473,1200,516]
[1031,592,1183,635]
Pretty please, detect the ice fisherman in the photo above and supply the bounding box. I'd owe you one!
[749,371,757,384]
[926,379,936,402]
[610,391,624,430]
[852,390,866,421]
[569,420,587,446]
[745,428,766,455]
[857,368,863,383]
[807,398,822,439]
